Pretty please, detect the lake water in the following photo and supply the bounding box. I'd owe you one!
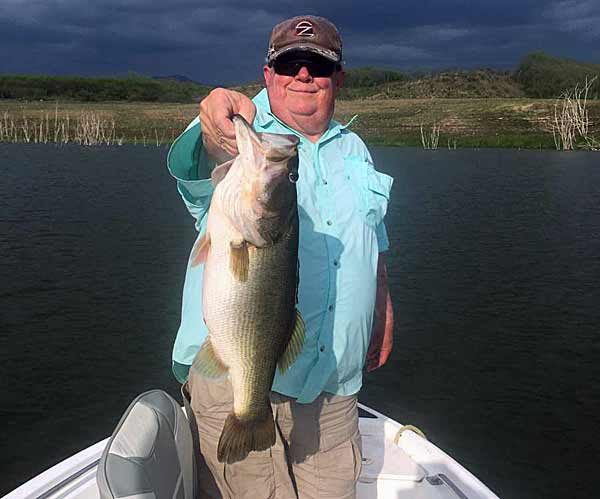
[0,144,596,498]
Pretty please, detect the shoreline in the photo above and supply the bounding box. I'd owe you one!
[1,98,598,150]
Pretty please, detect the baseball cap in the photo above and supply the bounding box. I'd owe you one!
[267,15,343,65]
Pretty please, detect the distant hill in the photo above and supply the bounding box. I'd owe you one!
[343,69,524,99]
[515,52,600,98]
[1,53,598,102]
[342,67,407,87]
[335,53,599,99]
[0,74,212,102]
[338,54,600,100]
[153,74,205,85]
[228,82,264,98]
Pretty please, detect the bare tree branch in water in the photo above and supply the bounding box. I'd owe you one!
[552,76,599,151]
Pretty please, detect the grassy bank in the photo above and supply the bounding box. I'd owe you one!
[1,97,599,149]
[336,97,600,149]
[0,101,197,146]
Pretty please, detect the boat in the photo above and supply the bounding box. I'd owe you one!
[4,389,499,499]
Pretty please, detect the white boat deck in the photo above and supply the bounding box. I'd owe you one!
[4,403,499,499]
[356,404,495,498]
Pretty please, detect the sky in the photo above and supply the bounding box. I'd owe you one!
[1,0,599,85]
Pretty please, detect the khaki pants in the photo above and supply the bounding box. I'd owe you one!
[187,370,362,499]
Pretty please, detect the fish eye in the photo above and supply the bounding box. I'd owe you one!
[288,171,299,183]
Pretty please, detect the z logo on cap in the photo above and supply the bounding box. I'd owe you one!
[295,21,314,37]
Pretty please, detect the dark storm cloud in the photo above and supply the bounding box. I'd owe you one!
[0,0,598,84]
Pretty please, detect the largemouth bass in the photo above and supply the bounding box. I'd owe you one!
[189,115,305,464]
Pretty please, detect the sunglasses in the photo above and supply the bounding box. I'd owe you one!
[272,56,339,78]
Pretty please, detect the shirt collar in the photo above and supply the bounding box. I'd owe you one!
[253,89,275,128]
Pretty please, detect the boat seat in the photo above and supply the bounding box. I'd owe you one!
[96,390,196,499]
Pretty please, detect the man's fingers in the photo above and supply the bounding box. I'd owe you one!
[210,119,237,154]
[233,92,257,129]
[220,138,238,157]
[199,88,255,161]
[200,116,234,163]
[213,114,236,142]
[215,90,256,152]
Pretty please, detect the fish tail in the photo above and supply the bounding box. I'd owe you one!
[217,409,276,464]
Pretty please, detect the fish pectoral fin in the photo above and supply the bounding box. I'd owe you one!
[229,239,249,282]
[191,337,228,379]
[278,309,306,373]
[190,232,210,267]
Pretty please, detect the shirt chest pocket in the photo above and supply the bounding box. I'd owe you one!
[344,156,393,227]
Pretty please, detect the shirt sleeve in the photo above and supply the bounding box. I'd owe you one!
[166,117,216,232]
[376,221,390,252]
[363,147,391,253]
[169,117,213,373]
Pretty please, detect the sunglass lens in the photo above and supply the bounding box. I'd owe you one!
[273,58,336,77]
[311,60,336,77]
[273,60,298,76]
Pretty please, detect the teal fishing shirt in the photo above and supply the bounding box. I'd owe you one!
[168,89,393,404]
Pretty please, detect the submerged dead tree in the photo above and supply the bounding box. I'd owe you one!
[551,76,599,151]
[420,123,440,150]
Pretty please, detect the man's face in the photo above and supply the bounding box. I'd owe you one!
[263,51,344,139]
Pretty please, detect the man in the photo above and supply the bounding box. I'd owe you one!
[167,15,394,499]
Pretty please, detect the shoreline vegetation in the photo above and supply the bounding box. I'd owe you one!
[0,52,598,150]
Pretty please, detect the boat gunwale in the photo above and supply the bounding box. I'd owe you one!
[5,404,499,499]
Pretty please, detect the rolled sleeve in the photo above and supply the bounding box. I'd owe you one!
[167,117,216,231]
[376,221,390,252]
[364,149,391,253]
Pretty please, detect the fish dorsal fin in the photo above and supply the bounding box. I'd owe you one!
[278,309,306,373]
[191,337,228,379]
[233,114,262,165]
[211,159,235,187]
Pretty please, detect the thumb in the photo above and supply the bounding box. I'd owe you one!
[200,88,257,161]
[230,91,256,128]
[211,91,256,158]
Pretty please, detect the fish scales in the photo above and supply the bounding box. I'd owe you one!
[204,216,298,418]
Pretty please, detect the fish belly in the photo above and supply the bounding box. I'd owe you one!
[203,212,298,420]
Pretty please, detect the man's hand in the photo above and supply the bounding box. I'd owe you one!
[366,254,394,372]
[199,88,256,164]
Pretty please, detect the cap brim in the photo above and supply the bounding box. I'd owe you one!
[268,44,341,64]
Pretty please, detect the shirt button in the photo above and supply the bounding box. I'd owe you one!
[320,345,325,352]
[333,259,339,267]
[323,179,328,185]
[328,304,334,311]
[326,220,332,226]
